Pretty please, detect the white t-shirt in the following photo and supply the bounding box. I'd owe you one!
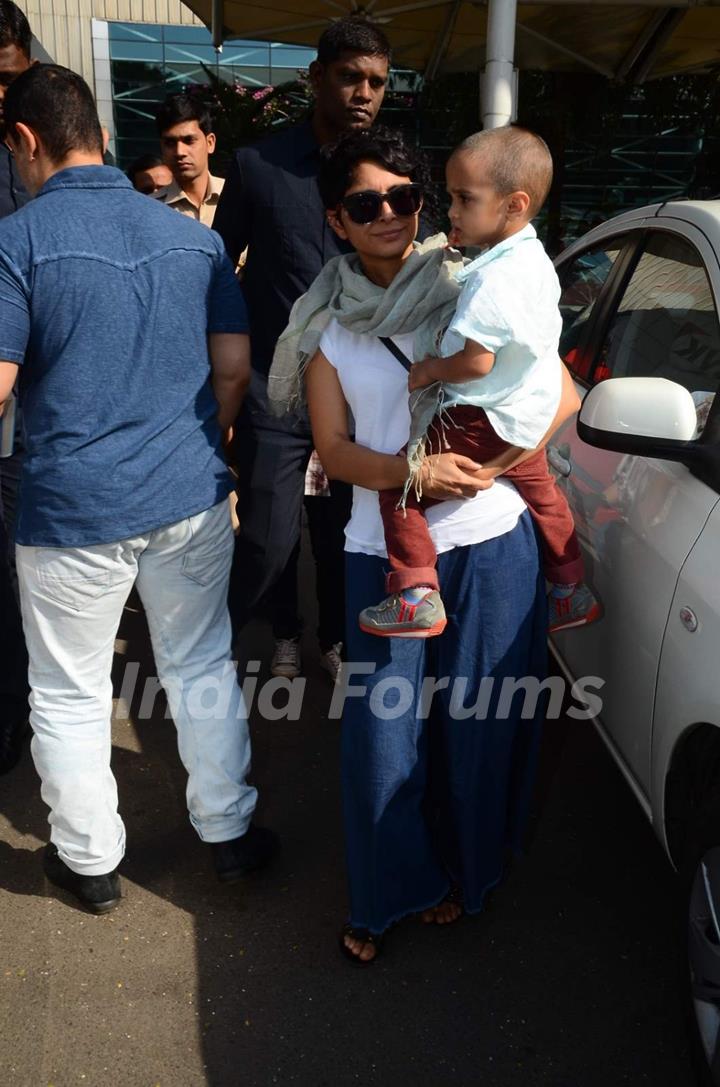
[318,319,526,559]
[440,224,563,449]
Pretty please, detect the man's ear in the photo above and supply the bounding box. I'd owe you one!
[309,59,324,96]
[207,132,216,155]
[506,190,531,219]
[11,121,38,160]
[326,207,348,241]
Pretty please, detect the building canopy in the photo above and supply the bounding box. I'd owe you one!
[179,1,720,84]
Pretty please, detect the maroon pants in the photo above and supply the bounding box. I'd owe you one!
[379,405,584,594]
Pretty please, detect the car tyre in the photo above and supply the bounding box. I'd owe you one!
[685,846,720,1086]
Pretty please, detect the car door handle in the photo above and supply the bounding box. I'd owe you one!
[547,445,572,477]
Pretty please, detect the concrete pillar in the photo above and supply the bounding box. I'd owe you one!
[482,0,518,129]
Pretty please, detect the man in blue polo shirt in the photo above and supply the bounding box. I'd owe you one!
[0,0,34,778]
[0,64,278,914]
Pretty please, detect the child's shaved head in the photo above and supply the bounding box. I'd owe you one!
[454,126,553,217]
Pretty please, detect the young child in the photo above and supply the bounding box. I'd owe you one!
[359,126,600,638]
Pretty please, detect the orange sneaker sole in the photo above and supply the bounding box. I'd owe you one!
[359,619,447,639]
[549,603,603,634]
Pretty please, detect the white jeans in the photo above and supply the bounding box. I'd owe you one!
[16,501,257,876]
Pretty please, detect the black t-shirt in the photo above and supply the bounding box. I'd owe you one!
[0,144,29,220]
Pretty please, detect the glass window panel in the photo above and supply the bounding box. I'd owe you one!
[114,88,166,105]
[557,239,625,374]
[389,71,421,93]
[162,62,212,87]
[109,22,162,42]
[269,46,314,68]
[269,67,304,85]
[162,26,210,45]
[116,82,156,100]
[221,45,271,67]
[214,66,236,85]
[116,138,158,170]
[230,66,271,87]
[111,71,166,99]
[110,40,164,62]
[114,97,164,119]
[113,116,157,139]
[164,42,220,65]
[599,232,720,392]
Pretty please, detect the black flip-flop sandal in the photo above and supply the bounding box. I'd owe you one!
[339,923,384,966]
[422,884,465,924]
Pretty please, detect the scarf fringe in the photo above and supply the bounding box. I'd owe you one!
[398,386,466,510]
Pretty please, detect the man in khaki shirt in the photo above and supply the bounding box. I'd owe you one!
[154,94,224,227]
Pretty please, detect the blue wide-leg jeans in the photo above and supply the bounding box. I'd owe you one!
[342,510,547,934]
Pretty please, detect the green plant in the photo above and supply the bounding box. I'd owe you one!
[191,67,312,168]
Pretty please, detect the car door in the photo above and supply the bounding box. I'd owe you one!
[551,220,720,798]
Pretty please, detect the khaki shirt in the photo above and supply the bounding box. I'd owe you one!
[154,174,225,228]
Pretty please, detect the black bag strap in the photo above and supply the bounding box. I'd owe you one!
[379,336,413,373]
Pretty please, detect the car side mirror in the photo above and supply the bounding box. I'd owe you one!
[578,377,720,493]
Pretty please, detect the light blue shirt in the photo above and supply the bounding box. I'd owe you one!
[440,224,562,449]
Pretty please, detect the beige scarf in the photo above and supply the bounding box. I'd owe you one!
[267,233,463,418]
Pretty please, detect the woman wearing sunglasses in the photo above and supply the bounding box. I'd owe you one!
[269,127,579,964]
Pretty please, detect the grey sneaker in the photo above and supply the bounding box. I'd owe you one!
[548,583,602,633]
[359,591,447,638]
[271,637,301,678]
[320,641,343,683]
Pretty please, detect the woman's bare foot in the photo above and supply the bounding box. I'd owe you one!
[421,901,463,924]
[421,887,464,925]
[343,932,379,962]
[339,925,383,964]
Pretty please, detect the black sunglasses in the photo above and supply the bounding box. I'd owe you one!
[339,183,423,225]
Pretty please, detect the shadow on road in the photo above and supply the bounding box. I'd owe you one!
[0,589,695,1087]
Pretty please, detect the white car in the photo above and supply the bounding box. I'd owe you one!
[550,201,720,1086]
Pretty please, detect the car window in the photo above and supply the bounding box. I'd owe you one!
[557,239,626,377]
[595,231,720,393]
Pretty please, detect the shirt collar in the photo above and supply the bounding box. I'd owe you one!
[455,223,537,283]
[38,165,133,196]
[162,174,224,206]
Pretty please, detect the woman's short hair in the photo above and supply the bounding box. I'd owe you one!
[318,125,431,210]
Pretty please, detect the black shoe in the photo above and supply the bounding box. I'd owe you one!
[0,715,29,775]
[211,825,280,883]
[43,843,121,914]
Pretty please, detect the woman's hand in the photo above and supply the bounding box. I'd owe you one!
[420,452,496,500]
[408,358,439,392]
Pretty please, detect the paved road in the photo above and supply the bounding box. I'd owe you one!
[0,579,696,1086]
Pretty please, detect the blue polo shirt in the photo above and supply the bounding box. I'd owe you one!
[0,165,248,548]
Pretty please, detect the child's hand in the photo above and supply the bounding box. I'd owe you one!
[408,358,438,392]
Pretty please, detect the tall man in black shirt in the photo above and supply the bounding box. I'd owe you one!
[0,0,31,217]
[0,0,33,774]
[214,16,391,671]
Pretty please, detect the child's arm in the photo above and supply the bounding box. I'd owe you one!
[409,337,495,392]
